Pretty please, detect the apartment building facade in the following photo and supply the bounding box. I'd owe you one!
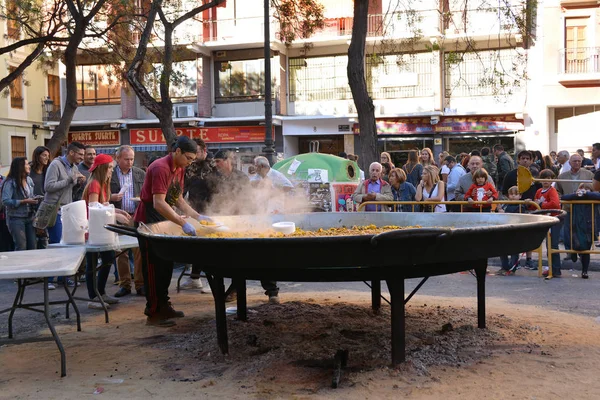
[55,0,531,169]
[0,13,59,170]
[526,0,600,156]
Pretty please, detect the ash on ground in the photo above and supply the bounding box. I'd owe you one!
[148,301,542,384]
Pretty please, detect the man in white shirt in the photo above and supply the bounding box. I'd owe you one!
[253,156,293,191]
[557,150,571,175]
[444,156,466,201]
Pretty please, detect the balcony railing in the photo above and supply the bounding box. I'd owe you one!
[443,5,524,37]
[559,47,600,74]
[200,9,440,44]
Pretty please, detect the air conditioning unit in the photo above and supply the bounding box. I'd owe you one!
[174,105,194,118]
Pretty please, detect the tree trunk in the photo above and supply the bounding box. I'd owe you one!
[347,0,377,172]
[46,22,86,156]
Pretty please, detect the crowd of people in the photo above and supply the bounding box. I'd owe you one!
[348,145,600,278]
[2,140,600,326]
[0,136,293,327]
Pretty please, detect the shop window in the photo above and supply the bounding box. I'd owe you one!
[76,65,121,105]
[553,104,600,133]
[289,55,350,102]
[143,60,197,102]
[215,58,278,103]
[11,136,26,159]
[298,136,344,156]
[9,67,23,109]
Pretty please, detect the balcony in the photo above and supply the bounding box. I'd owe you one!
[199,9,441,48]
[558,47,600,88]
[443,5,524,40]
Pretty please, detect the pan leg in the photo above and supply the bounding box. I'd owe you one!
[371,280,381,314]
[386,278,405,366]
[207,274,229,355]
[235,279,247,321]
[474,260,487,329]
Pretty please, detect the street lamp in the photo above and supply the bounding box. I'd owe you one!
[43,96,54,121]
[262,0,276,166]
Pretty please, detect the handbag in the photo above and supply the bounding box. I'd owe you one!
[33,200,60,229]
[420,183,437,212]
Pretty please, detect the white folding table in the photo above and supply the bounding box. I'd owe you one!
[49,235,140,323]
[0,247,86,377]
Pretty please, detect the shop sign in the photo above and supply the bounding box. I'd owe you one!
[68,130,120,146]
[353,115,524,135]
[130,126,268,144]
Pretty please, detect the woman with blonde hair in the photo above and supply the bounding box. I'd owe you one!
[380,152,395,168]
[420,147,435,167]
[403,150,422,187]
[415,165,446,212]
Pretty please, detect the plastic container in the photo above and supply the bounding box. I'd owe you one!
[272,221,295,235]
[61,200,87,244]
[88,203,117,246]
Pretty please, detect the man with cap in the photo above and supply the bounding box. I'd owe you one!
[134,136,210,327]
[212,150,281,304]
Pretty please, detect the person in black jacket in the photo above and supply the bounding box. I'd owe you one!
[179,139,214,293]
[493,144,514,192]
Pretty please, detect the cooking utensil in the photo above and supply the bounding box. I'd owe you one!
[517,165,592,193]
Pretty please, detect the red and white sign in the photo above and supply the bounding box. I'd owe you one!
[130,126,269,145]
[68,130,120,146]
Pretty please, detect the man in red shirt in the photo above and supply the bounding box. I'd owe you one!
[134,136,209,327]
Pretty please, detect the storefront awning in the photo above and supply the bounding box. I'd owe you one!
[354,115,525,135]
[94,146,119,155]
[132,145,168,152]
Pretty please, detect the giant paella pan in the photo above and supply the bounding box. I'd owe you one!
[107,211,560,365]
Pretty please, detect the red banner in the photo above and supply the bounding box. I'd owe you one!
[130,126,268,145]
[68,130,120,146]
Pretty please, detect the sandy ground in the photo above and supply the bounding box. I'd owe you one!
[1,288,600,400]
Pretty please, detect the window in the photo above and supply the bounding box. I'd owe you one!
[143,60,198,102]
[11,136,26,159]
[444,49,526,98]
[6,0,19,40]
[553,105,600,133]
[289,55,349,102]
[366,53,433,99]
[216,58,274,103]
[565,17,589,73]
[9,67,23,109]
[76,65,121,105]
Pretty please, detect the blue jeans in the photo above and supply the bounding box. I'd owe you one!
[7,217,36,251]
[48,214,63,244]
[86,251,115,300]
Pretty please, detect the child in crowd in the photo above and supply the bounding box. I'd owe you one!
[561,183,600,279]
[496,186,525,275]
[465,168,498,211]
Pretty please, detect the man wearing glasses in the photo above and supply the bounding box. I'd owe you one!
[134,136,211,327]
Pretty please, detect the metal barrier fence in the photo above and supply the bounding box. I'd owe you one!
[357,200,545,274]
[546,200,600,279]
